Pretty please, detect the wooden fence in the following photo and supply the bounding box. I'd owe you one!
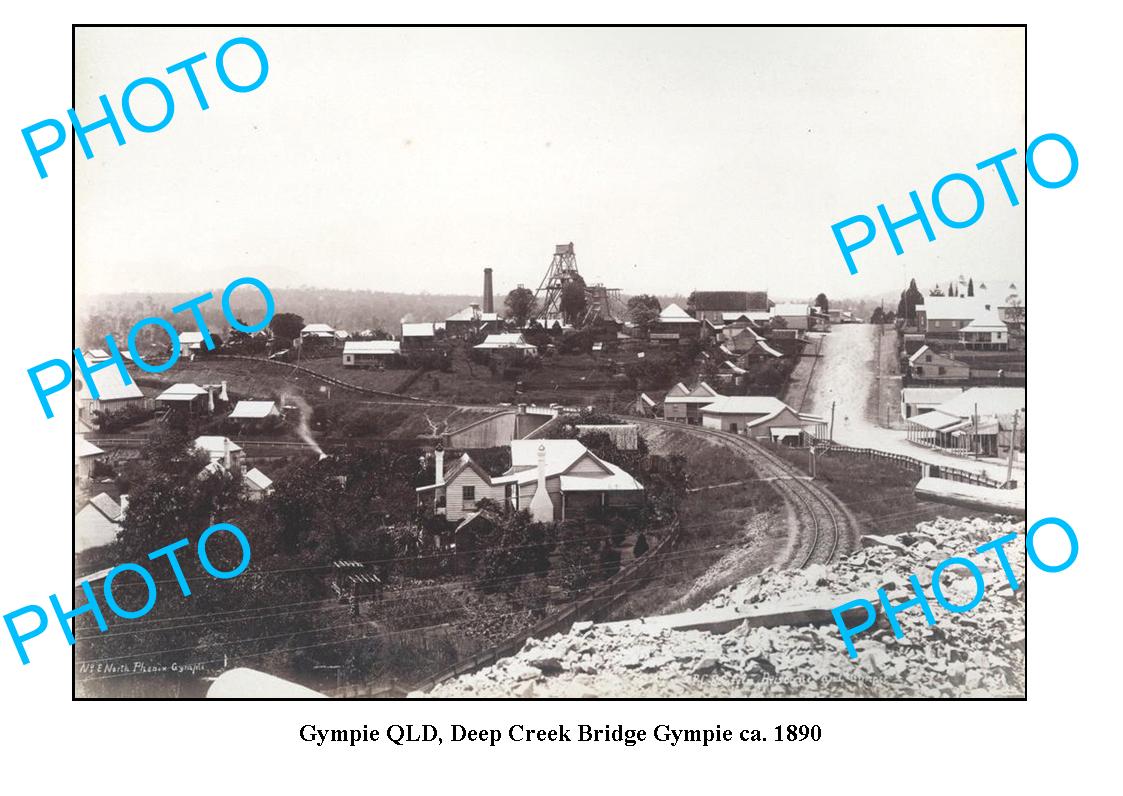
[806,436,1012,489]
[332,519,683,697]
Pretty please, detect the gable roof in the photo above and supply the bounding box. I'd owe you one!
[417,452,497,493]
[658,303,700,323]
[243,467,273,491]
[700,395,792,416]
[664,382,723,404]
[75,501,121,553]
[76,369,145,402]
[343,340,401,355]
[301,323,335,334]
[179,331,205,345]
[157,383,207,401]
[194,436,243,458]
[230,400,278,419]
[901,387,964,404]
[89,492,123,522]
[961,311,1008,333]
[474,333,537,350]
[495,440,613,485]
[76,436,105,459]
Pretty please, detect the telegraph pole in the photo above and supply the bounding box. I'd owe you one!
[973,402,979,459]
[829,401,836,443]
[1005,409,1020,485]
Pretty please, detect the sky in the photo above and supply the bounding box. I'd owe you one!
[75,26,1025,302]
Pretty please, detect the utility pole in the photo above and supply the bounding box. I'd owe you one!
[973,402,979,459]
[1005,409,1020,486]
[830,401,836,443]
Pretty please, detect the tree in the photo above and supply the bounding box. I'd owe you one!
[560,275,587,326]
[270,312,305,344]
[626,294,662,336]
[870,306,886,324]
[967,277,975,297]
[814,293,829,313]
[929,284,945,297]
[905,279,924,319]
[504,286,537,327]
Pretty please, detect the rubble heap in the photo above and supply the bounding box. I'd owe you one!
[427,516,1026,698]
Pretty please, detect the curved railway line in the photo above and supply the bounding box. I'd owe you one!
[630,417,860,569]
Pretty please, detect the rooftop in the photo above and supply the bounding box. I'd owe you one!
[700,395,792,416]
[343,340,401,355]
[230,400,278,419]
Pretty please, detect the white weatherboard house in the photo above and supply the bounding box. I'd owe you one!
[342,340,401,366]
[76,369,149,425]
[194,435,245,471]
[75,493,126,554]
[417,439,643,522]
[301,323,337,340]
[473,333,538,355]
[700,396,827,442]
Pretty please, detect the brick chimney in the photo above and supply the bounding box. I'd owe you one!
[529,444,554,522]
[483,268,494,314]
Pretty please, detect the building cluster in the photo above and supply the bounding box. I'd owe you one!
[645,381,826,443]
[902,284,1025,385]
[904,386,1025,459]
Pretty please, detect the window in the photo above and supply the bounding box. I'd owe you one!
[938,366,946,375]
[729,422,739,433]
[925,355,932,363]
[462,485,475,503]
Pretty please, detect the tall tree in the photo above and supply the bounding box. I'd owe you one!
[814,293,829,313]
[504,286,538,327]
[560,275,588,325]
[967,277,975,297]
[903,279,924,321]
[626,294,662,335]
[270,312,305,343]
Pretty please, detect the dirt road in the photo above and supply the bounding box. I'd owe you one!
[801,324,1024,484]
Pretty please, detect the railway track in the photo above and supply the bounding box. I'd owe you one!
[630,417,859,569]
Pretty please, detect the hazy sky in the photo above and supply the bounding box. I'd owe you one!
[76,26,1025,301]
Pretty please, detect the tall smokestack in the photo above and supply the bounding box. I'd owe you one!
[483,268,494,314]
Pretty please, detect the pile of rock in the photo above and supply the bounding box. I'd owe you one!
[426,516,1025,698]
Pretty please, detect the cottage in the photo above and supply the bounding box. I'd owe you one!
[907,345,970,382]
[700,395,826,442]
[959,311,1009,351]
[906,387,1025,457]
[230,400,280,421]
[194,435,245,471]
[401,322,439,350]
[300,323,337,340]
[662,382,723,424]
[649,303,701,343]
[445,304,500,338]
[900,387,964,420]
[770,303,811,331]
[342,340,401,367]
[75,493,124,554]
[689,291,770,323]
[243,467,274,499]
[417,440,643,522]
[75,436,105,481]
[474,333,538,357]
[179,330,206,359]
[416,448,508,520]
[156,382,210,413]
[76,369,149,426]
